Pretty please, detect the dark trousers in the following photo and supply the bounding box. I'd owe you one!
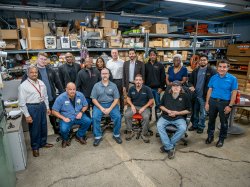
[113,79,124,113]
[27,102,47,150]
[207,98,230,139]
[49,100,60,133]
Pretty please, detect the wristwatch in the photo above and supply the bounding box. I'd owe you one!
[228,105,233,108]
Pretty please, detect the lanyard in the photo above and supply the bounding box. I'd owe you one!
[28,79,42,98]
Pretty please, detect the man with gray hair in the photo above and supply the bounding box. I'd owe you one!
[106,49,124,114]
[19,65,53,157]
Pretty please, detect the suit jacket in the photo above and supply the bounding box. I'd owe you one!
[58,63,81,88]
[189,65,217,99]
[21,65,64,100]
[123,60,145,91]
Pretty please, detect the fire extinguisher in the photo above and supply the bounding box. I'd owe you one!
[235,90,241,104]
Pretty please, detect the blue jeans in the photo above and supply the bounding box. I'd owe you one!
[151,88,161,119]
[60,114,91,141]
[92,102,121,139]
[192,96,206,129]
[207,98,230,139]
[27,102,47,150]
[157,117,186,150]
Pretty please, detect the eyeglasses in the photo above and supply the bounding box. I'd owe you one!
[65,56,73,58]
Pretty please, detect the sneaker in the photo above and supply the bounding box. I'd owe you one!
[113,136,122,144]
[196,128,204,134]
[216,139,224,148]
[93,138,102,146]
[141,135,150,143]
[160,146,168,153]
[125,131,135,141]
[167,148,175,159]
[188,126,198,131]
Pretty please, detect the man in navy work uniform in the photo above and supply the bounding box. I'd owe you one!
[205,60,238,147]
[91,68,122,146]
[189,54,217,134]
[124,74,154,143]
[157,81,191,159]
[52,82,91,148]
[19,65,53,157]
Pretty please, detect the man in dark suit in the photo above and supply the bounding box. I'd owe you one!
[22,52,64,134]
[58,52,81,88]
[123,48,145,93]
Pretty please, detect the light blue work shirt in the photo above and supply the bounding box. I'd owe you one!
[91,81,120,103]
[208,73,238,101]
[52,91,88,120]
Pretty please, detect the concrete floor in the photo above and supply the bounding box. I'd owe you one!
[16,116,250,187]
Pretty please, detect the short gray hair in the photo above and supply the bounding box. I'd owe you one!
[173,54,182,61]
[27,64,38,73]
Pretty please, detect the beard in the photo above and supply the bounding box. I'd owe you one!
[172,92,179,99]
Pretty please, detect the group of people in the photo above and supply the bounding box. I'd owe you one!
[18,48,238,159]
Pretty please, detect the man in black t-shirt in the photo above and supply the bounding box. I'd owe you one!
[157,81,191,159]
[125,74,154,143]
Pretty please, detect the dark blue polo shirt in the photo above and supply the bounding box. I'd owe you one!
[128,85,153,107]
[208,73,238,101]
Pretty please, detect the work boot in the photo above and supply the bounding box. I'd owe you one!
[141,135,150,143]
[125,131,135,141]
[167,148,175,159]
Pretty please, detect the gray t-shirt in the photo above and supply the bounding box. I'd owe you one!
[195,67,207,97]
[38,68,53,101]
[91,81,120,103]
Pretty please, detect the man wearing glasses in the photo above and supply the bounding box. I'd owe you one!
[58,52,81,88]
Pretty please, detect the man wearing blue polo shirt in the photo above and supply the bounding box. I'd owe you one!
[205,60,238,147]
[91,68,122,146]
[52,82,91,148]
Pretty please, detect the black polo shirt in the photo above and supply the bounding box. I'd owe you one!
[160,91,191,121]
[128,85,153,107]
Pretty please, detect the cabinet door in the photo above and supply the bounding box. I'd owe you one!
[0,113,16,187]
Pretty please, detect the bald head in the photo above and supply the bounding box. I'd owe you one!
[66,82,76,98]
[65,52,74,64]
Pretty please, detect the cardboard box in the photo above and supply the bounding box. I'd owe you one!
[27,28,44,49]
[85,28,95,32]
[103,28,117,36]
[141,21,152,29]
[111,21,119,29]
[100,19,112,28]
[109,41,122,48]
[94,28,103,39]
[182,51,188,61]
[158,51,164,56]
[180,40,191,47]
[0,30,18,39]
[163,38,172,47]
[30,21,44,28]
[153,40,162,47]
[150,23,168,34]
[99,12,105,19]
[57,27,68,36]
[134,42,144,48]
[149,41,154,48]
[227,44,250,57]
[16,18,29,29]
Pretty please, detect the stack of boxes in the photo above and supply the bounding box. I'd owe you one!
[227,44,250,91]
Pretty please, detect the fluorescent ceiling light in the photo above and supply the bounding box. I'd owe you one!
[164,0,226,8]
[121,11,168,20]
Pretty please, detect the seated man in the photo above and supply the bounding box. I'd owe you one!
[91,68,122,146]
[52,82,91,148]
[124,74,154,142]
[157,81,191,159]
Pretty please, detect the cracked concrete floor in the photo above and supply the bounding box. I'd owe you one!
[16,117,250,187]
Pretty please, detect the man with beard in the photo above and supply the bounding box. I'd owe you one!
[124,74,154,143]
[22,52,64,134]
[205,60,238,147]
[19,65,53,157]
[157,81,191,159]
[145,48,166,121]
[52,82,91,148]
[58,52,81,88]
[76,57,101,117]
[91,68,122,146]
[188,54,217,134]
[123,48,145,93]
[106,49,124,114]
